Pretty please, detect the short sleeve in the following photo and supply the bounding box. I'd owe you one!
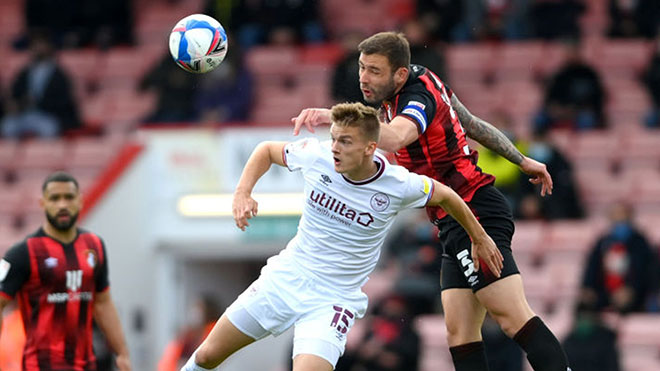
[0,242,30,299]
[283,137,322,172]
[401,173,435,209]
[95,239,110,292]
[395,92,436,134]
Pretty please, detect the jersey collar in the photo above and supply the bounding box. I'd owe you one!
[342,155,386,185]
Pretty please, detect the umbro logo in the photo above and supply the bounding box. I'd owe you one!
[320,174,332,185]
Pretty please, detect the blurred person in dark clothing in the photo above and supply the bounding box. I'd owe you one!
[332,31,367,104]
[403,20,448,83]
[481,315,523,371]
[534,40,606,132]
[562,304,621,371]
[530,0,585,40]
[416,0,463,43]
[643,34,660,128]
[140,54,200,124]
[21,0,133,49]
[2,33,81,138]
[580,202,656,314]
[159,296,221,371]
[336,294,420,371]
[515,128,584,220]
[232,0,324,48]
[608,0,660,39]
[194,47,253,125]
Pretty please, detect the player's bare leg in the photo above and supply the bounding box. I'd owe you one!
[292,354,334,371]
[183,315,255,370]
[474,274,535,337]
[476,274,570,371]
[442,288,490,370]
[442,288,487,346]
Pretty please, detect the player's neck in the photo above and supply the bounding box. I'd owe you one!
[344,158,379,182]
[43,223,77,244]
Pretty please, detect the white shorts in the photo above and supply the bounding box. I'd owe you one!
[225,254,368,367]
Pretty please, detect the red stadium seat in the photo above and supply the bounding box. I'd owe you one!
[14,139,68,172]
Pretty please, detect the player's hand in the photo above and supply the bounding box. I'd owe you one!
[519,156,553,196]
[115,354,131,371]
[471,234,503,278]
[233,191,258,231]
[291,108,332,135]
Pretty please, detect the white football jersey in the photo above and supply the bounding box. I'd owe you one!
[280,137,435,289]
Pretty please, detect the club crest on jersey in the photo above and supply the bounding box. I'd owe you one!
[86,249,98,268]
[45,257,58,268]
[370,192,390,211]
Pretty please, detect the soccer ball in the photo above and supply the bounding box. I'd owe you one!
[169,14,228,73]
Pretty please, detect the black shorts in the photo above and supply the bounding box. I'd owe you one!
[435,184,519,292]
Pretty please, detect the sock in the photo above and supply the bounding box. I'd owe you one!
[180,351,219,371]
[513,316,571,371]
[449,341,490,371]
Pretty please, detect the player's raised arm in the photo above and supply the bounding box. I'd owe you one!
[427,180,504,276]
[451,94,553,196]
[291,108,332,135]
[233,141,288,231]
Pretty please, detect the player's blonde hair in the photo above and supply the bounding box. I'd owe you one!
[331,102,380,142]
[358,32,411,72]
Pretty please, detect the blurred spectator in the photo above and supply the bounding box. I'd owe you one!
[534,40,606,132]
[482,315,523,371]
[579,202,656,314]
[20,0,133,49]
[336,294,420,371]
[475,111,527,209]
[2,33,81,138]
[561,304,621,371]
[158,296,221,371]
[385,211,441,316]
[403,20,448,82]
[515,128,584,220]
[140,54,200,125]
[332,31,366,104]
[193,46,253,125]
[232,0,324,48]
[529,0,585,40]
[643,35,660,128]
[0,303,25,371]
[608,0,660,39]
[416,0,463,43]
[76,0,134,49]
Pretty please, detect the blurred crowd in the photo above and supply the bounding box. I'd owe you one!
[1,1,660,370]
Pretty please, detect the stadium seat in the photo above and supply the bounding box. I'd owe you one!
[414,314,453,371]
[14,139,68,172]
[619,314,660,347]
[0,139,18,172]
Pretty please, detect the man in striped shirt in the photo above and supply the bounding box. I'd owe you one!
[0,171,131,371]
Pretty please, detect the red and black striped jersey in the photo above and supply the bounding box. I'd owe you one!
[0,228,109,371]
[382,64,495,220]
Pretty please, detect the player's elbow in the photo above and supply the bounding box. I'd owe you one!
[378,134,406,153]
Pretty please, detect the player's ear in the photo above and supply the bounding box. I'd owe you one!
[394,66,408,84]
[365,141,377,156]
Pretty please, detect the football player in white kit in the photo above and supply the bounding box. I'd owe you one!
[181,102,503,371]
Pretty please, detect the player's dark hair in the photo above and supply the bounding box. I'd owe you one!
[358,32,411,72]
[331,102,380,142]
[42,171,79,192]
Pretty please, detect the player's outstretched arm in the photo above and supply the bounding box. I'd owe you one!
[427,180,503,276]
[93,291,131,371]
[291,108,332,135]
[451,94,553,196]
[233,141,288,231]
